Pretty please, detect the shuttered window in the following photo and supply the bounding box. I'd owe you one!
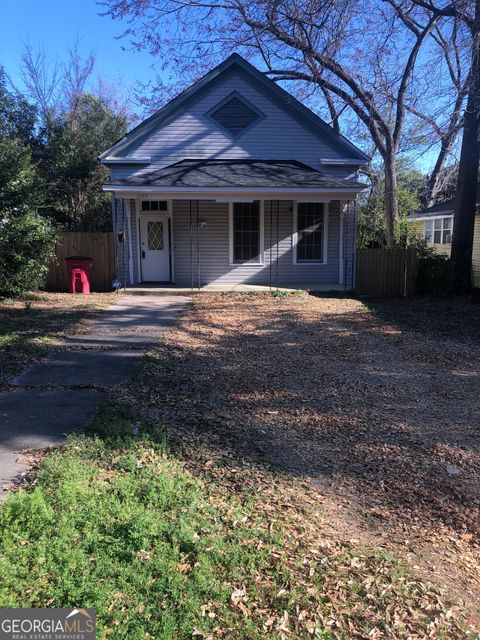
[296,203,324,263]
[232,202,261,263]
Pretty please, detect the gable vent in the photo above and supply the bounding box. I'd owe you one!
[209,95,261,137]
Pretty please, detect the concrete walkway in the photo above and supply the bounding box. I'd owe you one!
[0,295,188,497]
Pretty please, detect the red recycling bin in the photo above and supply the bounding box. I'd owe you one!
[66,256,93,294]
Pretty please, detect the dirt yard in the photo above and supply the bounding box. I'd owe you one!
[125,292,480,632]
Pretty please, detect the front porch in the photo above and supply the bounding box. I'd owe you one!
[124,282,347,295]
[105,160,364,292]
[112,196,357,292]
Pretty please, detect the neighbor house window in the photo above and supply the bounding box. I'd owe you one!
[141,200,168,212]
[296,203,325,263]
[231,201,262,264]
[424,217,452,244]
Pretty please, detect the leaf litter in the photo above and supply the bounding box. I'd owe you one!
[113,293,480,637]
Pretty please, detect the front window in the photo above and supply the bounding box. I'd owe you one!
[141,200,168,212]
[232,201,261,264]
[296,203,324,263]
[424,217,452,244]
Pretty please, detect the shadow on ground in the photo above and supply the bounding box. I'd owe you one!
[123,294,480,545]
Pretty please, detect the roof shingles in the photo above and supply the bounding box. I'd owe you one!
[107,159,365,190]
[409,183,480,219]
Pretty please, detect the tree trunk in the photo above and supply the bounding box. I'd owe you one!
[425,134,457,207]
[449,5,480,293]
[383,147,399,247]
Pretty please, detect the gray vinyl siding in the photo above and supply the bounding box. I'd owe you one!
[344,201,357,291]
[110,67,352,183]
[115,196,356,288]
[129,199,139,284]
[114,198,128,285]
[320,166,359,180]
[171,199,342,287]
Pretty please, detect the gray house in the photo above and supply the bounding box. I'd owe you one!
[100,54,368,290]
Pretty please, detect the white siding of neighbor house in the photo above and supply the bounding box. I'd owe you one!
[109,66,354,183]
[411,215,480,289]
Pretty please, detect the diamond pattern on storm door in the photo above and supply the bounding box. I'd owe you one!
[147,221,164,250]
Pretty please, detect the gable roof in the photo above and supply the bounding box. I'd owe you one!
[106,159,366,190]
[100,53,369,164]
[408,183,480,219]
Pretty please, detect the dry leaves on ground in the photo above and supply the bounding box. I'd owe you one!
[119,292,480,637]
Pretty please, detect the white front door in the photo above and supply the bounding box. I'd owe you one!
[139,215,170,282]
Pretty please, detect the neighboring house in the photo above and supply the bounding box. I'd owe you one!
[100,54,368,290]
[408,184,480,287]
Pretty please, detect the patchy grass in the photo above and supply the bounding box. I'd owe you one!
[0,292,116,387]
[0,405,473,639]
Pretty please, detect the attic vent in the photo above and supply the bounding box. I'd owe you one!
[209,94,261,137]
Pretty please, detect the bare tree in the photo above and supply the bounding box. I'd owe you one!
[100,0,467,246]
[19,42,62,121]
[405,0,479,291]
[64,39,96,113]
[385,5,470,205]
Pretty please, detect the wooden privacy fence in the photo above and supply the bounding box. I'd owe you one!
[356,248,419,297]
[46,232,115,292]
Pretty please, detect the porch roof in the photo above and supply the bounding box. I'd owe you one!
[104,159,366,193]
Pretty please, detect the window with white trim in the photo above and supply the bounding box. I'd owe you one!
[141,200,168,212]
[296,203,325,262]
[424,217,452,244]
[232,201,261,264]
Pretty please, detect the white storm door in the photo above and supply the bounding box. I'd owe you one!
[139,215,170,282]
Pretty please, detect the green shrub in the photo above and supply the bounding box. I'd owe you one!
[270,289,289,298]
[0,210,58,298]
[417,253,451,295]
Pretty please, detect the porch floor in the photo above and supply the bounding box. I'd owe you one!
[124,283,346,295]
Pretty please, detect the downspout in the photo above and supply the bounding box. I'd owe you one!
[196,200,201,290]
[269,201,273,290]
[339,202,344,287]
[276,200,280,290]
[122,200,127,292]
[189,200,194,292]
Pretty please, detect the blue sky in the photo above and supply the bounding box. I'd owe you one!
[1,0,158,93]
[1,0,440,172]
